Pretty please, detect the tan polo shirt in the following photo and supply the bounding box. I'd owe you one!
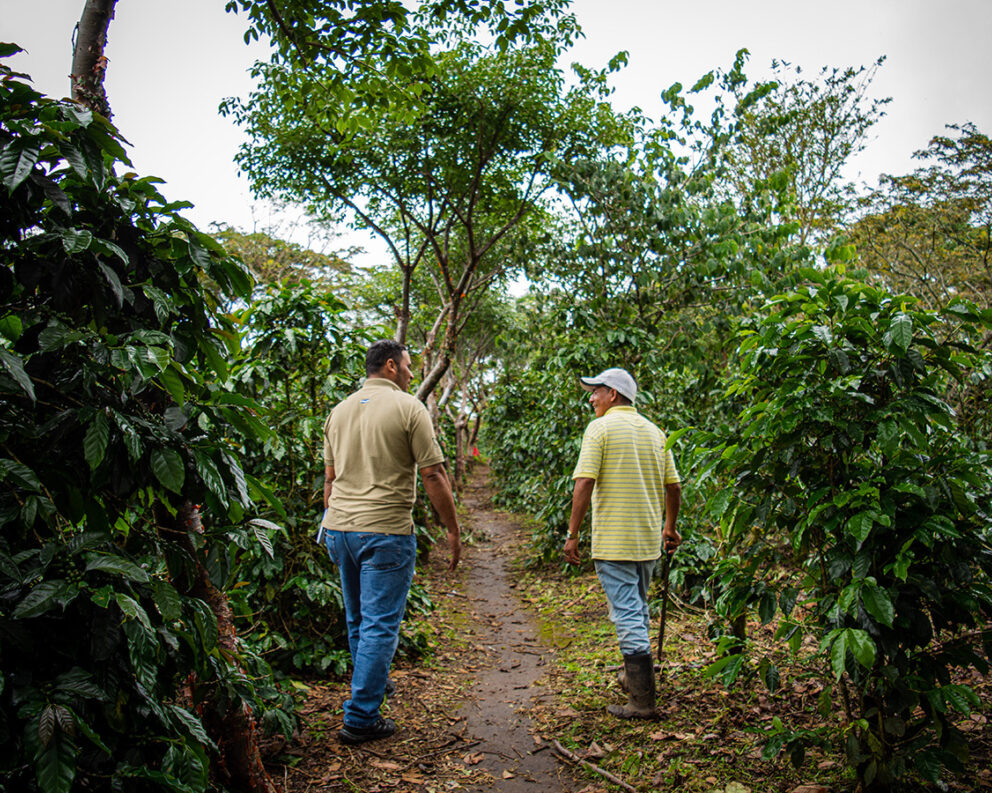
[321,378,444,534]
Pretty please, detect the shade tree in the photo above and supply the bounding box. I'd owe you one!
[224,11,633,400]
[852,123,992,310]
[213,225,354,288]
[722,56,891,249]
[850,123,992,440]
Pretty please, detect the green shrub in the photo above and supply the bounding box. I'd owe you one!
[696,268,992,788]
[0,48,290,792]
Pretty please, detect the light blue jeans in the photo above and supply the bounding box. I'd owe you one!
[325,530,417,727]
[594,559,657,656]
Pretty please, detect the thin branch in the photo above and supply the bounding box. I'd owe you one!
[551,740,637,793]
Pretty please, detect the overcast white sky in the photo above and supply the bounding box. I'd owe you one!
[5,0,992,260]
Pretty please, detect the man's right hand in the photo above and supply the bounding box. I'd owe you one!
[662,526,682,555]
[422,463,462,571]
[565,478,594,565]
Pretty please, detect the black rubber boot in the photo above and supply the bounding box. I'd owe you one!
[607,652,657,720]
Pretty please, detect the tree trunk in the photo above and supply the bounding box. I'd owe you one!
[425,390,440,430]
[416,313,457,403]
[454,413,467,487]
[395,264,413,344]
[71,0,117,118]
[169,502,280,793]
[469,412,482,447]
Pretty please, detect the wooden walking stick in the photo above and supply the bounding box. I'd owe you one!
[657,550,673,662]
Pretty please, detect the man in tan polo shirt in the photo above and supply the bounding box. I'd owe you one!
[319,339,461,745]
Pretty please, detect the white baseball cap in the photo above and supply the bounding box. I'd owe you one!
[579,368,637,403]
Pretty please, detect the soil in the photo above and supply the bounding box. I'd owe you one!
[447,471,577,791]
[268,466,581,792]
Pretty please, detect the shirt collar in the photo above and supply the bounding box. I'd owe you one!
[363,377,402,392]
[604,406,637,415]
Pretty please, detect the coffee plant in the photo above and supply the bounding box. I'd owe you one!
[0,49,290,792]
[694,268,992,788]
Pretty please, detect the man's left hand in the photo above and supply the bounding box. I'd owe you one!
[564,536,581,565]
[662,526,682,555]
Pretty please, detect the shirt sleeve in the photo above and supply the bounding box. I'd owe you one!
[410,403,445,468]
[572,422,603,480]
[662,446,680,485]
[656,427,680,484]
[322,412,334,467]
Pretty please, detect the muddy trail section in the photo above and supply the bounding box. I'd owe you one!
[449,469,577,792]
[269,466,581,793]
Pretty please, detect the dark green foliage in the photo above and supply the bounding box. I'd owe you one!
[224,280,371,674]
[220,277,443,676]
[0,51,289,792]
[694,268,992,787]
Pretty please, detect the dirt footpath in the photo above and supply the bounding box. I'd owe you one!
[454,472,578,791]
[272,467,581,792]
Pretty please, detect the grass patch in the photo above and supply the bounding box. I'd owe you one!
[512,552,991,792]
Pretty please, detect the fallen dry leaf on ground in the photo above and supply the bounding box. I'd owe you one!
[370,759,403,771]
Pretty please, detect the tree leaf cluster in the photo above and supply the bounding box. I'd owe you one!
[224,6,635,402]
[722,57,891,247]
[850,123,992,443]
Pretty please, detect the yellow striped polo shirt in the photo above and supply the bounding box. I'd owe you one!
[572,406,680,561]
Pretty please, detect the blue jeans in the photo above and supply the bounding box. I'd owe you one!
[594,559,656,656]
[325,530,417,727]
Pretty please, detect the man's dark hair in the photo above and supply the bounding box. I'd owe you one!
[366,339,407,376]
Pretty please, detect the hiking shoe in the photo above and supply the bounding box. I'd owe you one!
[338,717,397,745]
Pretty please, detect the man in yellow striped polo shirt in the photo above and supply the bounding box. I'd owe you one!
[564,367,681,720]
